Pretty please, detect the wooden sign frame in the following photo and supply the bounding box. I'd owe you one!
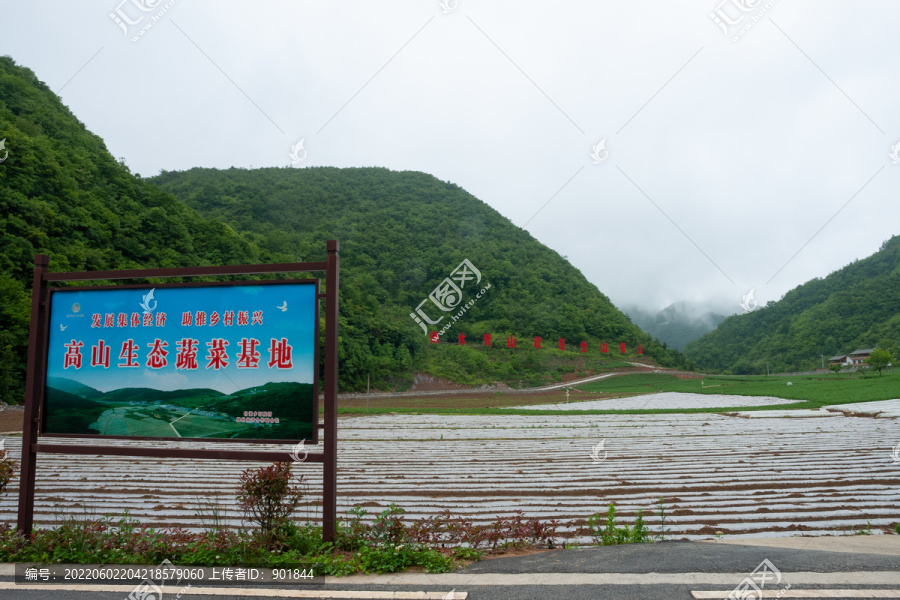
[17,240,340,542]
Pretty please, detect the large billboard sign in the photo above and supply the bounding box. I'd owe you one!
[42,280,319,443]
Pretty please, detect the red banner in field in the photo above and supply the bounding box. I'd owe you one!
[428,335,644,355]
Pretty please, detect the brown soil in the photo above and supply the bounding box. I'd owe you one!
[338,366,709,411]
[338,387,645,411]
[0,409,23,433]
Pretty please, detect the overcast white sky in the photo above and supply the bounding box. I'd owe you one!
[2,1,898,316]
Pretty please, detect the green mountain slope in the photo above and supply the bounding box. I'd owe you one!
[0,55,690,403]
[0,56,263,404]
[684,236,900,374]
[149,166,694,387]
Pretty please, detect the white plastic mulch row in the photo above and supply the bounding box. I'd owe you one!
[509,391,804,411]
[827,399,900,418]
[0,407,898,542]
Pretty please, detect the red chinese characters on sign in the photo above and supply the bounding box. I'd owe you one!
[119,339,140,367]
[63,340,84,369]
[176,339,199,370]
[61,296,287,378]
[91,340,111,368]
[237,338,261,369]
[484,334,491,347]
[507,335,516,348]
[600,341,608,353]
[146,339,169,369]
[534,336,542,349]
[206,339,229,370]
[580,341,587,353]
[429,331,439,344]
[637,343,643,355]
[620,342,626,354]
[180,309,264,327]
[268,338,293,369]
[558,338,565,351]
[458,333,466,345]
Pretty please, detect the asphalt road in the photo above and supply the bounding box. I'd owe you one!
[463,540,900,573]
[0,541,897,600]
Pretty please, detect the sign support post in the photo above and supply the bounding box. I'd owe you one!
[323,240,339,542]
[17,254,48,535]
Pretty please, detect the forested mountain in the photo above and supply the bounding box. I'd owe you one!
[0,55,690,404]
[684,236,900,374]
[625,302,726,351]
[0,56,264,403]
[150,166,694,388]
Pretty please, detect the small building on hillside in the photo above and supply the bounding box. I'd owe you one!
[828,348,876,367]
[848,348,875,365]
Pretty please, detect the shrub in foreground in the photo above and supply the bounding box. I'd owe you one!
[0,444,16,495]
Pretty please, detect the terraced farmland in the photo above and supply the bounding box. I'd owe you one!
[1,402,898,542]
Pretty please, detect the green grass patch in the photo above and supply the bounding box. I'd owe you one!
[415,344,639,388]
[577,371,900,410]
[329,372,900,415]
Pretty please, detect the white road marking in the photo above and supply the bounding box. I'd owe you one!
[692,591,900,598]
[0,583,465,598]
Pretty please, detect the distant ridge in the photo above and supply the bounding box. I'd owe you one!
[684,236,900,374]
[626,302,726,350]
